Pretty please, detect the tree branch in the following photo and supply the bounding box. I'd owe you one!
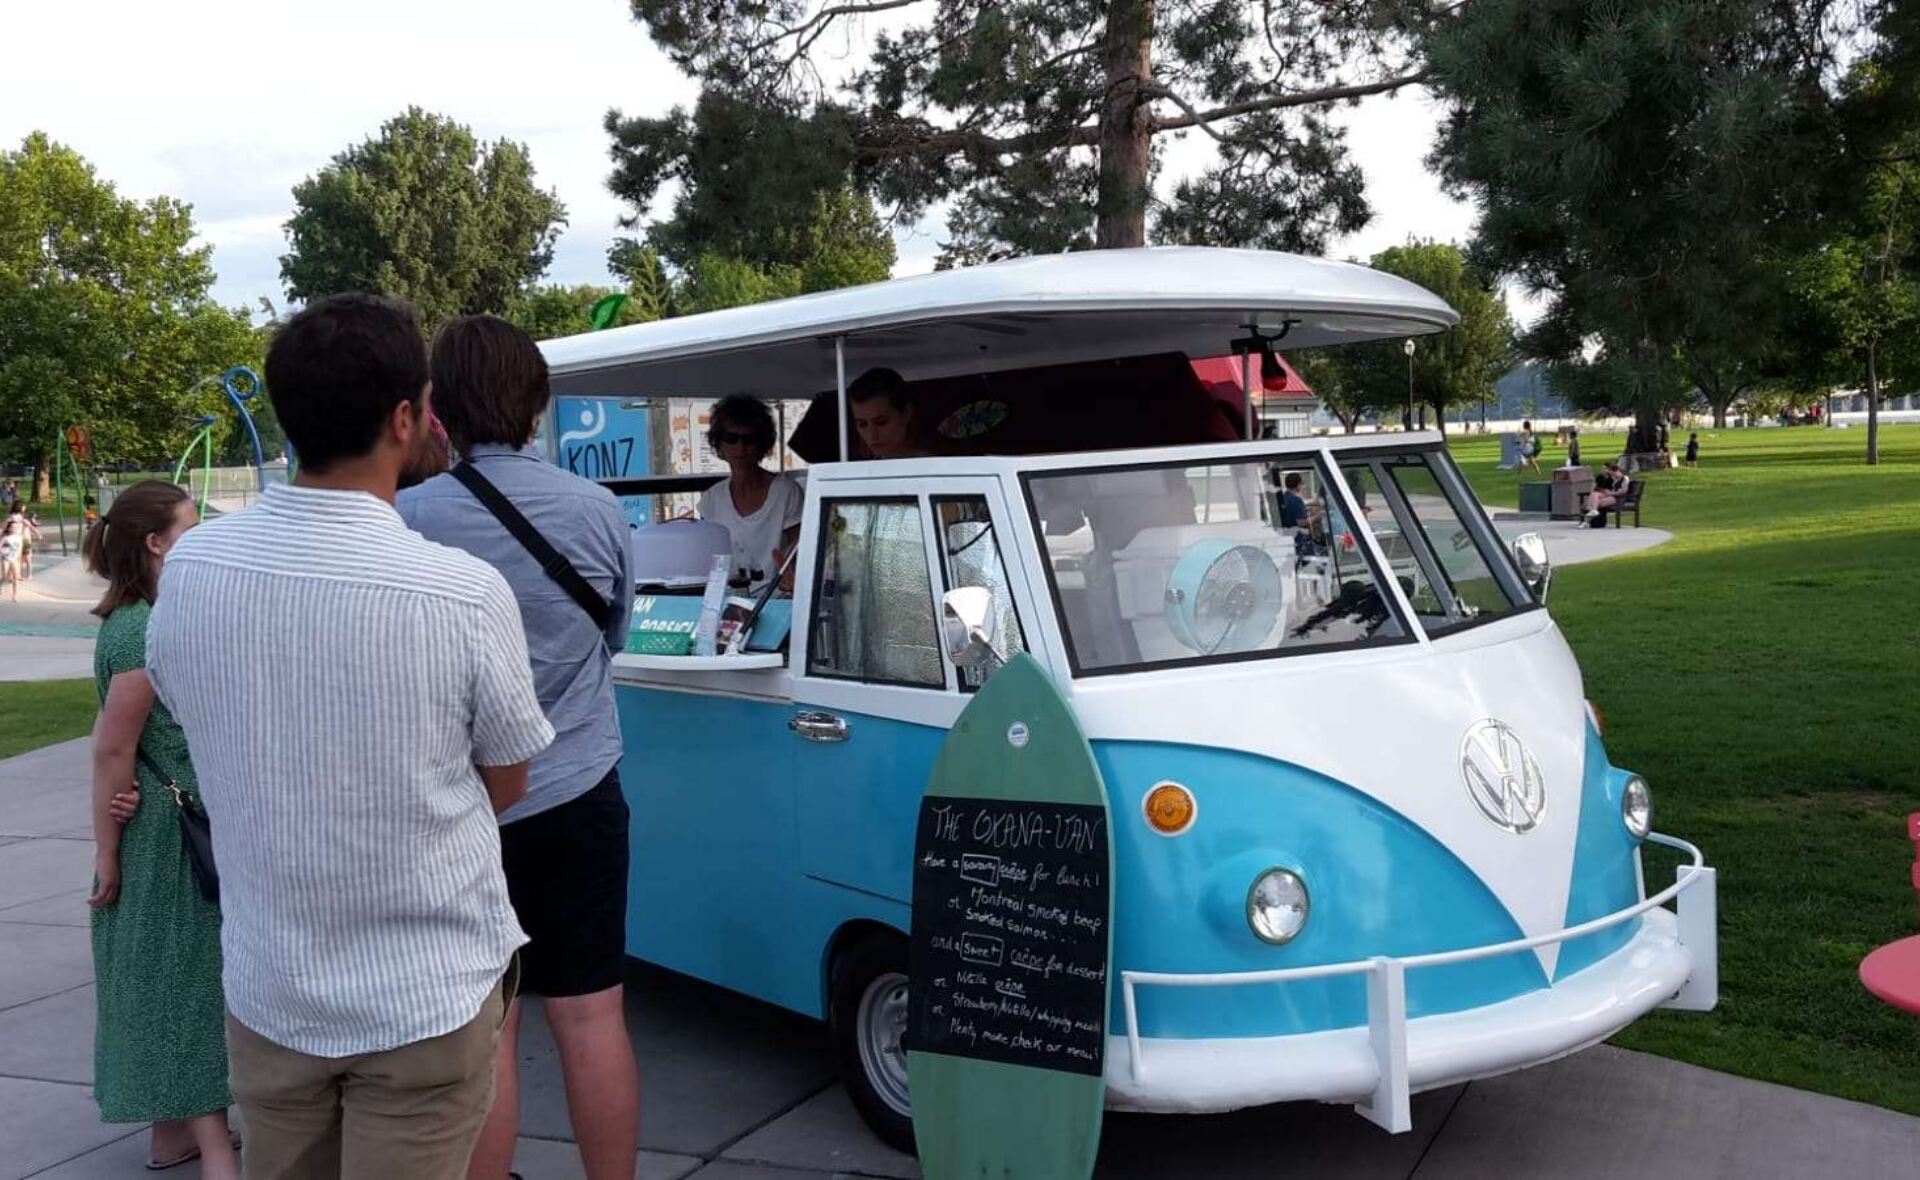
[1153,70,1431,131]
[848,69,1429,164]
[1140,83,1229,144]
[745,0,929,54]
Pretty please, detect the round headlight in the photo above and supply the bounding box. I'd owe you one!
[1247,868,1310,945]
[1622,776,1652,840]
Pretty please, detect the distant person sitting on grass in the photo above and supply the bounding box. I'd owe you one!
[1685,432,1700,468]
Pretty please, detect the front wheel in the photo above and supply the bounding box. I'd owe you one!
[829,933,916,1153]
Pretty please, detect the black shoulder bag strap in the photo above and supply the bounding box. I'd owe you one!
[135,748,220,904]
[449,460,614,631]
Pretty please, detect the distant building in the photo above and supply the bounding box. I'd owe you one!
[1192,354,1319,438]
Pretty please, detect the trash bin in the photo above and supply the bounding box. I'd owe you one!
[1550,466,1594,519]
[1518,482,1553,514]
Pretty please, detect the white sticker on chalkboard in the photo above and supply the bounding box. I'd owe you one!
[1007,722,1030,749]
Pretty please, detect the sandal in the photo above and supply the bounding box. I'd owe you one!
[145,1147,200,1171]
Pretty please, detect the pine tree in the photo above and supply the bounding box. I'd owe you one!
[611,1,1443,257]
[1426,0,1852,443]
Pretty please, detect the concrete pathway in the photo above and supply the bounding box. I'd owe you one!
[5,738,1920,1178]
[0,559,101,683]
[1488,515,1673,567]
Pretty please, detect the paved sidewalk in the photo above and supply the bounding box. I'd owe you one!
[1488,516,1673,566]
[0,559,101,683]
[5,739,1920,1178]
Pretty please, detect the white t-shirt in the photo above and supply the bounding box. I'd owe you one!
[698,472,803,592]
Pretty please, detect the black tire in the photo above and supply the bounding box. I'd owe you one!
[829,931,917,1154]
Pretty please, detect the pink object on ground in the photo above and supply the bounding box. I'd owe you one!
[1859,813,1920,1014]
[1860,937,1920,1015]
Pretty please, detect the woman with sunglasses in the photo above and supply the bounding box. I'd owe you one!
[698,394,803,594]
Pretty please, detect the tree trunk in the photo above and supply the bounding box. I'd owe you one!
[1431,400,1446,435]
[1712,402,1729,428]
[32,452,51,502]
[1866,342,1881,466]
[1094,0,1154,249]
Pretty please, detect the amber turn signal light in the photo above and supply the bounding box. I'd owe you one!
[1143,782,1197,836]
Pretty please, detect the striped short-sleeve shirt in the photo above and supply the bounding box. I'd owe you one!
[147,484,554,1057]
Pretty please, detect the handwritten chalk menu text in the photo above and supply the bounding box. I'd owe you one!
[907,798,1111,1077]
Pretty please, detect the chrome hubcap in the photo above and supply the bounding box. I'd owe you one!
[855,971,911,1116]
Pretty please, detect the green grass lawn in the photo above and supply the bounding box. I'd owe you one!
[0,679,96,760]
[1448,423,1920,1115]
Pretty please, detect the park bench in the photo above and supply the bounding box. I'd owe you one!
[1603,479,1645,528]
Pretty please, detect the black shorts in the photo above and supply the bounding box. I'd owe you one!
[499,767,631,998]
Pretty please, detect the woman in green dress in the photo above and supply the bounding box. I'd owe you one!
[85,480,238,1179]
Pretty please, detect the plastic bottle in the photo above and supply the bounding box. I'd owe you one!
[692,552,730,656]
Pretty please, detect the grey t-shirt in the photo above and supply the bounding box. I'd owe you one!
[401,443,631,823]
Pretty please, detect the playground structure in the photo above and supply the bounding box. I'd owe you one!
[171,366,273,517]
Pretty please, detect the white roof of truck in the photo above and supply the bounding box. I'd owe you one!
[541,247,1459,399]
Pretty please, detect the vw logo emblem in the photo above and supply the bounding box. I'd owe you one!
[1460,720,1546,834]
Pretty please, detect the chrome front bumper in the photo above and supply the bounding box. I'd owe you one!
[1106,834,1717,1130]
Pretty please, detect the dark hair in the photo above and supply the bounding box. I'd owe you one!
[1284,472,1304,491]
[266,293,428,473]
[847,367,912,410]
[1522,420,1533,431]
[708,394,777,462]
[6,500,22,516]
[430,315,550,454]
[83,480,190,618]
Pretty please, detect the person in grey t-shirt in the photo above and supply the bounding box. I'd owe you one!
[399,316,638,1180]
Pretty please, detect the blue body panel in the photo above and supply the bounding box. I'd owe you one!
[616,686,1647,1034]
[1553,721,1644,979]
[1095,741,1544,1037]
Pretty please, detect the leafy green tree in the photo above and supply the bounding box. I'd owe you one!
[1787,43,1920,465]
[0,133,256,498]
[282,108,567,330]
[612,1,1441,257]
[678,255,803,314]
[604,187,895,317]
[1289,348,1376,434]
[607,243,679,321]
[1785,171,1920,464]
[506,283,658,340]
[1426,0,1848,444]
[1314,243,1511,434]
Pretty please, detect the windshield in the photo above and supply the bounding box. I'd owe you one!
[1335,450,1531,636]
[1025,455,1409,675]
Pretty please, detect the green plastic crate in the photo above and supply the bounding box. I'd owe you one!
[627,629,693,656]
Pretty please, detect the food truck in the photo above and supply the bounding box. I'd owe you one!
[535,248,1717,1149]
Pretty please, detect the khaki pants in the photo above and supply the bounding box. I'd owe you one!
[226,969,513,1180]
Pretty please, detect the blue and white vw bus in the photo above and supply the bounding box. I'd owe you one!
[536,248,1717,1149]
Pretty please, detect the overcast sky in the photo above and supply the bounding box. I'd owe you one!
[3,0,1502,319]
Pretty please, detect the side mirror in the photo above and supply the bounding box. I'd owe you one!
[941,586,1005,674]
[1512,532,1552,603]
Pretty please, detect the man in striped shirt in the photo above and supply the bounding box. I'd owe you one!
[147,294,554,1179]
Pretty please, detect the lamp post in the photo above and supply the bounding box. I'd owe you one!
[1403,339,1416,432]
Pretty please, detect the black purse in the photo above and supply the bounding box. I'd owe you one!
[136,749,219,904]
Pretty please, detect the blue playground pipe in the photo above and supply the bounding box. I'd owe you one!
[222,366,268,491]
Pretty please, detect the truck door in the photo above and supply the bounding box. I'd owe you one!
[788,476,1044,903]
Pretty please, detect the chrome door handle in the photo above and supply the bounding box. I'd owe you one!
[789,711,850,743]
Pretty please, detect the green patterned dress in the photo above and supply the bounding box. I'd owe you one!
[91,600,230,1123]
